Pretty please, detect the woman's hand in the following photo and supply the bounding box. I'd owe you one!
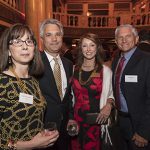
[96,101,113,124]
[15,130,59,150]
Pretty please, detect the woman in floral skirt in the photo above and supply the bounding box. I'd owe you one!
[71,33,114,150]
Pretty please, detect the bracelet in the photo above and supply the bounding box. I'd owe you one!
[8,140,17,150]
[107,99,115,108]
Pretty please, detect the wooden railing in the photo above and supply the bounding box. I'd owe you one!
[0,0,19,10]
[53,12,150,28]
[0,0,25,26]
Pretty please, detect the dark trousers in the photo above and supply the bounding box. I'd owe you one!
[117,113,150,150]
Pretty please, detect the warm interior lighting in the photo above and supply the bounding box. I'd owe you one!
[141,4,146,9]
[87,11,92,16]
[72,43,76,47]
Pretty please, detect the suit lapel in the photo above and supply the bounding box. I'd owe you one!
[121,48,141,79]
[42,52,61,103]
[112,52,121,85]
[121,48,141,96]
[61,57,70,86]
[113,49,141,97]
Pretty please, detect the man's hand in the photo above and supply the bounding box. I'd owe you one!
[132,133,148,147]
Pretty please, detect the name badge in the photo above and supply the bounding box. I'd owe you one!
[125,75,138,82]
[19,93,33,104]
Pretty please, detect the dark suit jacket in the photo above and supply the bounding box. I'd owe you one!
[38,51,74,130]
[112,48,150,141]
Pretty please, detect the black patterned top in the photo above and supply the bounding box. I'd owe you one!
[0,73,46,149]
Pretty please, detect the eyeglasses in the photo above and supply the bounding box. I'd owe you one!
[9,39,35,47]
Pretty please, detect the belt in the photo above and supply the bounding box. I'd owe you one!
[118,111,130,117]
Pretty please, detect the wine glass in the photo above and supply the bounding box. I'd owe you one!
[67,124,78,136]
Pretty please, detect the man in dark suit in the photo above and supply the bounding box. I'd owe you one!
[112,24,150,150]
[38,19,76,150]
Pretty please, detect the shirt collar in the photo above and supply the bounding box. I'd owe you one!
[121,46,136,61]
[44,51,60,63]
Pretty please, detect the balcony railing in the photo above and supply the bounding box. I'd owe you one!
[53,12,150,28]
[1,0,19,10]
[0,0,25,26]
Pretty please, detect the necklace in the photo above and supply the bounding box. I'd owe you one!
[79,66,97,85]
[82,62,95,68]
[82,65,95,67]
[9,67,45,107]
[9,67,30,94]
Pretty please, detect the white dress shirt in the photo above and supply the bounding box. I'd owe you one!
[45,51,67,98]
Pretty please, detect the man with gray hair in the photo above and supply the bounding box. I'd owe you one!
[38,18,76,150]
[112,24,150,150]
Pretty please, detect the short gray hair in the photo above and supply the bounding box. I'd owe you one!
[39,18,64,37]
[115,24,138,38]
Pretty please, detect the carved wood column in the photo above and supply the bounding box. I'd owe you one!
[25,0,53,49]
[45,0,53,18]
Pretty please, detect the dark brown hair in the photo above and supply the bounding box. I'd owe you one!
[76,33,104,69]
[0,23,44,76]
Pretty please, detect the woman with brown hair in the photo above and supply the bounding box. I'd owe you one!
[0,24,59,149]
[71,33,114,150]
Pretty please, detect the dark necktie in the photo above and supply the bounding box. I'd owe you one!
[53,57,63,100]
[115,56,125,109]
